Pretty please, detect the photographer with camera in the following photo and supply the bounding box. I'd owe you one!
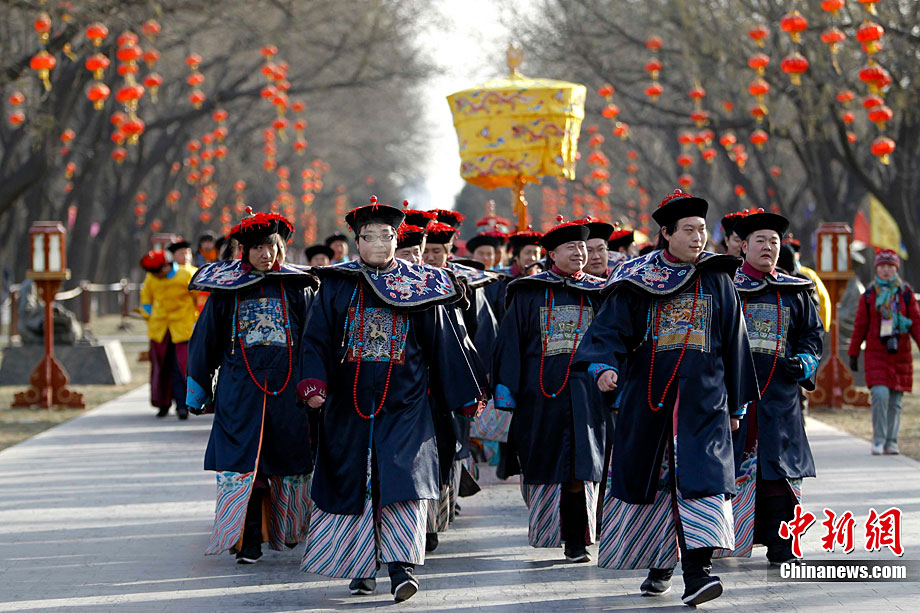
[848,249,920,455]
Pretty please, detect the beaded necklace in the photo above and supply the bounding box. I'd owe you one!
[232,283,293,397]
[350,283,400,419]
[647,278,701,411]
[539,287,585,399]
[743,289,783,397]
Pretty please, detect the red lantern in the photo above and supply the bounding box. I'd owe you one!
[84,53,110,79]
[780,53,809,85]
[863,95,884,109]
[822,0,845,13]
[187,72,205,87]
[142,49,160,67]
[676,154,693,168]
[601,104,620,119]
[748,78,770,98]
[644,82,664,101]
[141,19,161,40]
[701,148,717,164]
[116,30,138,47]
[143,73,163,102]
[117,63,139,77]
[34,12,52,44]
[116,44,142,64]
[30,51,56,91]
[65,161,76,178]
[60,129,76,144]
[121,117,145,145]
[719,133,737,148]
[612,122,630,139]
[8,110,25,126]
[597,83,615,98]
[644,59,662,79]
[677,132,694,147]
[780,10,808,44]
[261,45,278,58]
[185,53,203,69]
[150,219,163,232]
[841,110,855,124]
[867,105,893,129]
[8,91,25,106]
[856,21,884,55]
[688,86,706,101]
[200,211,212,223]
[212,109,228,123]
[748,53,770,76]
[748,25,769,46]
[859,65,892,94]
[111,147,128,164]
[85,22,108,47]
[847,131,858,144]
[870,136,895,164]
[189,90,206,109]
[86,82,111,110]
[750,129,769,149]
[689,110,709,127]
[645,36,663,51]
[820,27,846,53]
[836,90,855,105]
[115,84,145,110]
[677,174,694,188]
[770,166,782,178]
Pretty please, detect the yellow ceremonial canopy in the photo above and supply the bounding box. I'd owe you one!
[447,45,586,230]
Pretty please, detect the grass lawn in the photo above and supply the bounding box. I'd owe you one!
[0,314,149,452]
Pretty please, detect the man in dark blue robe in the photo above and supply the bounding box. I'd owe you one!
[185,210,318,565]
[574,189,758,606]
[718,211,822,565]
[483,229,544,322]
[297,198,483,602]
[492,218,607,564]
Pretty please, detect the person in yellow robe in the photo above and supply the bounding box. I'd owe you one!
[140,249,199,419]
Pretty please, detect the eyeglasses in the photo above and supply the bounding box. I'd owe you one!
[358,234,395,243]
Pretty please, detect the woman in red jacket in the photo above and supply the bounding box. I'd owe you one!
[848,249,920,455]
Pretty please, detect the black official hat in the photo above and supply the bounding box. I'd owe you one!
[509,229,544,253]
[734,209,790,240]
[396,223,427,249]
[608,228,635,251]
[652,189,709,227]
[304,244,334,261]
[465,232,506,253]
[324,232,349,247]
[541,216,590,251]
[167,240,191,253]
[581,217,615,242]
[229,207,295,246]
[345,195,405,234]
[432,209,465,230]
[425,221,458,245]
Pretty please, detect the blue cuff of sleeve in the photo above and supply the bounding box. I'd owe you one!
[494,383,515,410]
[166,262,178,279]
[141,304,152,316]
[797,353,818,380]
[733,401,750,418]
[186,376,209,411]
[589,363,616,380]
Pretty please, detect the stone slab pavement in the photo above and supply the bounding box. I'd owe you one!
[0,386,918,612]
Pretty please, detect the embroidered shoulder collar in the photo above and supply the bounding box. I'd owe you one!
[189,260,317,291]
[604,250,741,297]
[448,261,501,288]
[508,269,605,296]
[733,267,814,295]
[317,258,461,309]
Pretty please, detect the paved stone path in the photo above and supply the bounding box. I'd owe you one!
[0,386,917,612]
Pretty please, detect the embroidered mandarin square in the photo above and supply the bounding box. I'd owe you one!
[539,305,594,356]
[744,302,790,355]
[347,307,409,363]
[656,293,712,352]
[238,297,287,347]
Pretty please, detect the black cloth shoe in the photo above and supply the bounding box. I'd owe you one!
[237,489,263,564]
[388,562,419,602]
[682,575,723,606]
[425,532,439,552]
[176,406,189,420]
[564,546,591,563]
[561,487,588,562]
[763,495,796,566]
[156,407,169,418]
[348,577,376,595]
[641,568,673,596]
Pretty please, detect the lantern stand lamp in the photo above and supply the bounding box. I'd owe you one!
[12,222,85,409]
[809,222,870,409]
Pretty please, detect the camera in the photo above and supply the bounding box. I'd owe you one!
[884,335,899,354]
